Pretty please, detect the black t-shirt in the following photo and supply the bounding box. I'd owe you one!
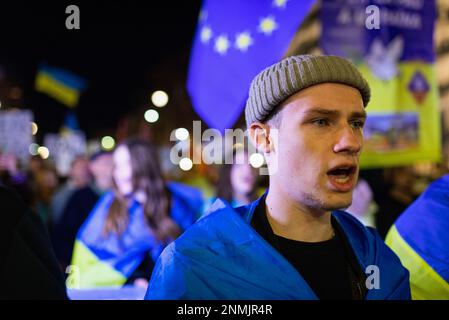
[125,254,155,285]
[250,198,366,300]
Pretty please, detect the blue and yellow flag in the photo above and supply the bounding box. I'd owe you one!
[321,0,441,168]
[70,182,203,288]
[187,0,315,132]
[146,196,410,299]
[386,175,449,300]
[35,65,87,108]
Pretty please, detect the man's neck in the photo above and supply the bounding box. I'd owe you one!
[265,188,334,243]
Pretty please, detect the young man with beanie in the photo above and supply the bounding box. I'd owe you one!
[145,55,411,300]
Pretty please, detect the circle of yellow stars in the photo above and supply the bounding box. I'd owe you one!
[199,0,288,55]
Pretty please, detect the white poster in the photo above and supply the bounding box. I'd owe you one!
[44,131,87,176]
[0,110,33,163]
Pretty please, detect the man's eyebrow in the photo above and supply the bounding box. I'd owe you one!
[302,108,339,117]
[350,110,367,119]
[302,108,367,119]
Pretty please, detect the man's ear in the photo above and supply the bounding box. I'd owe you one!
[249,122,273,154]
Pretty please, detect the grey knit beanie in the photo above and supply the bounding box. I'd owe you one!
[245,54,371,128]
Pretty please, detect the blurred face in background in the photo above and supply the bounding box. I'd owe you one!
[113,145,133,197]
[35,167,59,203]
[89,153,113,191]
[0,153,19,175]
[70,157,91,188]
[29,156,44,177]
[230,151,257,197]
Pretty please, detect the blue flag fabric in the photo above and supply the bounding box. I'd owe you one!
[386,175,449,299]
[145,195,411,299]
[395,176,449,283]
[62,111,81,132]
[70,182,204,288]
[187,0,315,132]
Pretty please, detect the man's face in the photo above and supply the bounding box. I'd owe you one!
[270,83,366,212]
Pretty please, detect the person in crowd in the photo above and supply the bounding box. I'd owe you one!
[0,152,34,206]
[28,155,44,179]
[50,155,91,227]
[70,138,203,288]
[345,178,377,227]
[33,163,59,227]
[0,185,67,299]
[386,174,449,299]
[212,146,259,208]
[145,55,410,300]
[373,167,417,239]
[51,150,113,272]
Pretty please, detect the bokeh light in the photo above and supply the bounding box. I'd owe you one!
[101,136,115,150]
[179,157,193,171]
[37,146,50,159]
[175,128,189,141]
[28,143,39,156]
[31,122,38,135]
[151,90,169,107]
[144,109,159,123]
[249,153,264,168]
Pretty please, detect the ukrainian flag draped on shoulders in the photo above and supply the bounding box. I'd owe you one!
[386,175,449,300]
[70,182,203,288]
[146,196,410,300]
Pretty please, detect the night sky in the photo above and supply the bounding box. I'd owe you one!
[0,1,202,140]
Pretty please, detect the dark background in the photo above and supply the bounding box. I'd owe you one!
[0,1,202,140]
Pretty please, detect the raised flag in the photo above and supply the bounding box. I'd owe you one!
[187,0,315,132]
[35,65,87,108]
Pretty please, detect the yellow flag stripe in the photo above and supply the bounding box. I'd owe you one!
[35,72,80,108]
[386,225,449,300]
[70,240,127,289]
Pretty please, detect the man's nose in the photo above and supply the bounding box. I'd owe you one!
[333,125,362,155]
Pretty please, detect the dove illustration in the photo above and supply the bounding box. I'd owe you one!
[365,36,404,81]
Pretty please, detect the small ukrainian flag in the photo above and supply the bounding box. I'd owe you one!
[35,65,87,108]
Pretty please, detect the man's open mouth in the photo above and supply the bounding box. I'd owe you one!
[327,165,357,191]
[327,166,356,182]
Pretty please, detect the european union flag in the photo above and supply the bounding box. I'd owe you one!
[187,0,315,132]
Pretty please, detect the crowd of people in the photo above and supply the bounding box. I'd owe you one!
[0,138,265,287]
[1,54,448,300]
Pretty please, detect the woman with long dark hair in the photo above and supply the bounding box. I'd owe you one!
[71,138,203,288]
